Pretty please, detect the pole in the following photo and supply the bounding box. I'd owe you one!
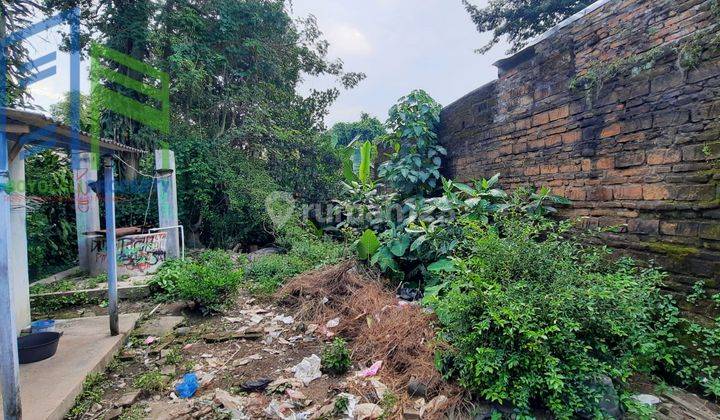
[0,11,22,418]
[103,155,118,336]
[0,143,22,420]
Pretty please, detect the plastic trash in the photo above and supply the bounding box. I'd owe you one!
[292,354,322,385]
[31,319,56,333]
[175,373,199,398]
[360,360,383,377]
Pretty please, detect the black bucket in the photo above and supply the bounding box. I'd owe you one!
[17,332,62,364]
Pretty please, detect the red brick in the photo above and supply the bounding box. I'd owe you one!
[524,166,541,176]
[596,157,614,170]
[614,185,643,200]
[532,112,550,126]
[643,185,670,200]
[647,149,682,165]
[562,130,582,144]
[541,165,559,174]
[600,123,623,138]
[545,135,563,147]
[566,187,586,201]
[548,105,570,122]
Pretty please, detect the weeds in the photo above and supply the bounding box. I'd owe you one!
[321,338,352,375]
[67,372,109,419]
[133,371,167,393]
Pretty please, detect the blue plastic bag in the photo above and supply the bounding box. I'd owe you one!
[175,373,198,398]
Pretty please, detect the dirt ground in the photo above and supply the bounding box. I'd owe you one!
[47,263,720,420]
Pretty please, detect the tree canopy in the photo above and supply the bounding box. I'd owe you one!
[462,0,595,54]
[328,112,386,147]
[37,0,364,248]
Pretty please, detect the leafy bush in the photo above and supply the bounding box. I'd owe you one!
[24,151,77,280]
[652,288,720,398]
[149,250,243,311]
[245,223,346,294]
[379,90,444,197]
[428,215,668,418]
[321,338,352,375]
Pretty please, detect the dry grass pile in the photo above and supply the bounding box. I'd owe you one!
[276,260,460,400]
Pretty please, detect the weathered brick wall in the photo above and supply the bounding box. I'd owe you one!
[439,0,720,314]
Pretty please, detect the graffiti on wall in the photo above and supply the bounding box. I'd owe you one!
[91,232,168,275]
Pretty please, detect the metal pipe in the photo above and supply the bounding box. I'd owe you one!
[149,225,185,260]
[103,155,119,336]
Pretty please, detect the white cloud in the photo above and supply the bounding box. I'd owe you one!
[28,79,65,103]
[324,23,373,56]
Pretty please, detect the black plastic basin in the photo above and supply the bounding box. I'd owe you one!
[17,332,62,364]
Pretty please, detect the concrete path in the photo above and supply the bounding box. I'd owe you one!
[1,313,140,420]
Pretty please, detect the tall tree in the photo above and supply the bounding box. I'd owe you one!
[1,0,46,106]
[45,0,157,149]
[328,113,386,147]
[462,0,595,54]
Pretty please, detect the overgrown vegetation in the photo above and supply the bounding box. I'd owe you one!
[149,250,243,311]
[244,224,346,294]
[133,370,167,393]
[426,215,665,417]
[321,338,352,375]
[24,151,78,280]
[67,372,110,419]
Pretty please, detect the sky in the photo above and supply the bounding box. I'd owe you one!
[289,0,510,126]
[25,0,511,127]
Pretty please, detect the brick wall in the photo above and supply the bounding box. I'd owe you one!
[439,0,720,314]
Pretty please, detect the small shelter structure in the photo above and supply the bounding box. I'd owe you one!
[0,108,180,419]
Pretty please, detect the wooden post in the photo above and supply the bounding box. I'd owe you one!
[103,155,119,336]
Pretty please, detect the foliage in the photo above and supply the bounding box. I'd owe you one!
[321,337,352,375]
[569,46,667,101]
[336,160,568,277]
[651,286,720,398]
[42,0,363,250]
[171,129,280,248]
[133,370,167,393]
[31,290,102,314]
[428,215,669,418]
[149,250,243,311]
[462,0,595,54]
[49,92,94,132]
[244,223,346,294]
[333,395,350,416]
[379,90,445,197]
[329,112,386,148]
[68,372,109,419]
[1,0,46,106]
[24,151,78,280]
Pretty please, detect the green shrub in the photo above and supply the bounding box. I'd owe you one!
[133,371,167,393]
[245,223,346,294]
[428,216,668,418]
[378,89,445,197]
[321,338,352,375]
[149,250,243,311]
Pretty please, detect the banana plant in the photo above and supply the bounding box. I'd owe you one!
[342,140,377,189]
